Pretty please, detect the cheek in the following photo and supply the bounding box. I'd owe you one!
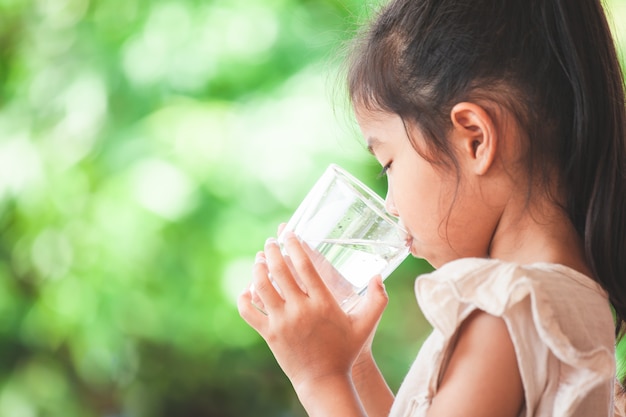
[396,172,458,235]
[389,150,459,231]
[392,176,436,227]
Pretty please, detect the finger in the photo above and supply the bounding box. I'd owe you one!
[252,250,285,313]
[238,285,268,334]
[277,222,287,236]
[249,283,267,315]
[350,275,389,337]
[263,238,307,299]
[300,240,346,289]
[282,232,333,298]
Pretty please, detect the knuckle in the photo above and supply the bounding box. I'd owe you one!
[238,298,251,319]
[293,255,317,276]
[271,260,290,278]
[310,292,335,312]
[253,276,270,293]
[252,262,266,277]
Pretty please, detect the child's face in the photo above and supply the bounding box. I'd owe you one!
[355,108,496,267]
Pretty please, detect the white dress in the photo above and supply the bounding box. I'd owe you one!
[388,258,619,417]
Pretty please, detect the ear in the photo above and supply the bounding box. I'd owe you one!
[449,102,497,175]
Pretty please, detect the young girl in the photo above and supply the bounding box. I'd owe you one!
[238,0,626,415]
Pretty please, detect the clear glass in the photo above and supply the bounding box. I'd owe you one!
[251,164,410,313]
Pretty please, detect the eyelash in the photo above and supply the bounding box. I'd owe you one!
[377,162,392,179]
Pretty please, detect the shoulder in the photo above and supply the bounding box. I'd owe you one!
[417,257,606,295]
[393,258,615,416]
[415,257,615,414]
[417,258,615,415]
[428,309,524,417]
[414,257,611,338]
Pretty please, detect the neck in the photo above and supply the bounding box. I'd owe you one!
[488,196,593,278]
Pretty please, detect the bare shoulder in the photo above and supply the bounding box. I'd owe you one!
[426,310,524,417]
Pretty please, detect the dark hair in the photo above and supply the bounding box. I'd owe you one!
[348,0,626,336]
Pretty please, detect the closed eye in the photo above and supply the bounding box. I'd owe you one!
[377,162,392,179]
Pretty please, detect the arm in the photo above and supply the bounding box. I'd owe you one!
[295,374,368,417]
[352,351,395,417]
[427,310,524,417]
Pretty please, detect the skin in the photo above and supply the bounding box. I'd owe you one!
[238,101,593,417]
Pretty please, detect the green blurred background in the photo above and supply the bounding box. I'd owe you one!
[0,0,624,416]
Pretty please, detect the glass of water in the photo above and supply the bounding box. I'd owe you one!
[251,164,410,313]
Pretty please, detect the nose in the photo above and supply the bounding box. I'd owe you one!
[385,187,399,217]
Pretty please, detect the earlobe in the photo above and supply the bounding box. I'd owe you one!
[450,102,497,175]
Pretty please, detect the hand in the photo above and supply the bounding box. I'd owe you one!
[352,317,379,370]
[275,223,376,313]
[238,233,389,393]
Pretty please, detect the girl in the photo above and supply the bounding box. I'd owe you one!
[238,0,626,416]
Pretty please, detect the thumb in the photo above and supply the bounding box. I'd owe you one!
[351,275,389,335]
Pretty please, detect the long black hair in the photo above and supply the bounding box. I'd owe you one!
[348,0,626,336]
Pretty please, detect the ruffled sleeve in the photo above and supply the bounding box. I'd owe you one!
[413,258,615,417]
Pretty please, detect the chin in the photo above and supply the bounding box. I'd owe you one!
[409,242,428,261]
[410,245,446,269]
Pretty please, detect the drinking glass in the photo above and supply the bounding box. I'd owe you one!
[251,164,410,313]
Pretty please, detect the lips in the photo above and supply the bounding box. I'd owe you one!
[398,219,416,255]
[403,231,416,255]
[404,229,413,253]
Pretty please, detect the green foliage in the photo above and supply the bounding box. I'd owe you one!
[0,0,624,415]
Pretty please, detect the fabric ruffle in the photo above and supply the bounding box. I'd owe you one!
[414,258,615,416]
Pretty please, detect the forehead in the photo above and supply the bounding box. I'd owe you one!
[354,107,418,150]
[355,107,407,137]
[355,106,440,166]
[354,105,400,125]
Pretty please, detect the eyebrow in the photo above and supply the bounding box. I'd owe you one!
[366,136,382,155]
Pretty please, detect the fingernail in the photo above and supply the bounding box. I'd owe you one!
[374,275,386,290]
[265,237,278,247]
[255,251,266,264]
[284,231,298,242]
